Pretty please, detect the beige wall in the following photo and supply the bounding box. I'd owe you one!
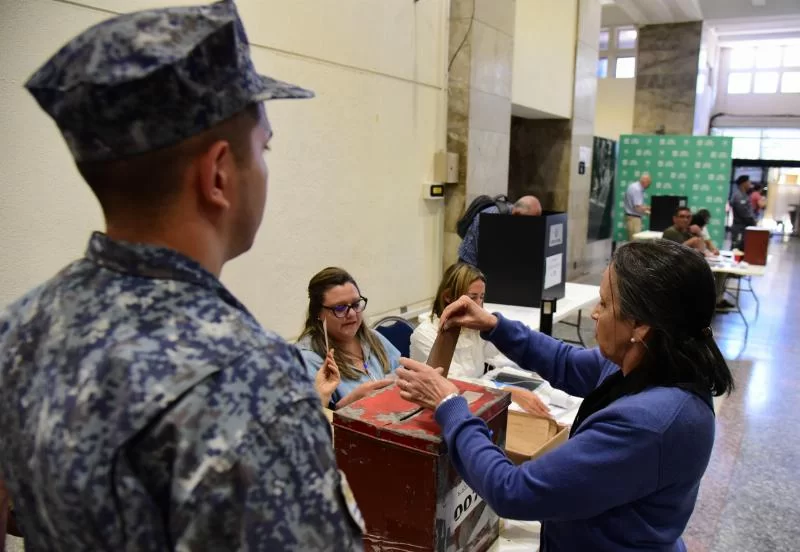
[511,0,577,119]
[0,0,450,339]
[595,78,636,141]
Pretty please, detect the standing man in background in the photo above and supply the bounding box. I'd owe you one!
[0,2,362,550]
[730,175,758,250]
[624,173,652,240]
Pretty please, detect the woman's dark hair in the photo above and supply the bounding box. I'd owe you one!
[611,240,734,397]
[692,208,711,227]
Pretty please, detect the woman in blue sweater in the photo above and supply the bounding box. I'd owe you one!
[396,240,733,551]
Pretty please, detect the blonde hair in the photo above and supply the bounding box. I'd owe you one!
[432,263,486,319]
[299,267,391,381]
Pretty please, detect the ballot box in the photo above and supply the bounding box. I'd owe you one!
[743,226,769,266]
[478,211,568,307]
[333,381,511,552]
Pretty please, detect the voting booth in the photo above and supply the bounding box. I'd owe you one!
[333,382,510,551]
[649,195,687,231]
[478,211,568,307]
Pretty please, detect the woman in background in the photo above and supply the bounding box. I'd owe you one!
[298,267,399,409]
[410,263,550,417]
[690,208,719,255]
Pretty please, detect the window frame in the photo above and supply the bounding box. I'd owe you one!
[724,45,800,97]
[599,25,638,79]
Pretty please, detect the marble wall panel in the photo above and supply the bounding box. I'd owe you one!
[633,22,702,135]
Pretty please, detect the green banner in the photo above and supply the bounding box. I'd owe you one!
[614,135,733,247]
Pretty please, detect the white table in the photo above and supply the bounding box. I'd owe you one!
[485,282,600,345]
[632,230,663,241]
[709,252,768,344]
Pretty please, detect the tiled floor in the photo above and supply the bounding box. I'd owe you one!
[684,236,800,552]
[4,238,799,552]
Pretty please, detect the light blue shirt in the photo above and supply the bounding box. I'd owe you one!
[297,329,401,407]
[624,181,645,216]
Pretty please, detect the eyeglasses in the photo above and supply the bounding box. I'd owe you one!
[322,297,368,318]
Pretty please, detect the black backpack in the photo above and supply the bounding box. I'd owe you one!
[456,194,512,238]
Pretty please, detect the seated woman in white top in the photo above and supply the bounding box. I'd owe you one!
[410,263,550,417]
[297,267,400,409]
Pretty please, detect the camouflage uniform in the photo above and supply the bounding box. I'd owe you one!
[0,1,362,550]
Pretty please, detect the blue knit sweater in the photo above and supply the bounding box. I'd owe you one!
[434,314,715,551]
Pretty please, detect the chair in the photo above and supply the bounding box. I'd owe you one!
[372,316,415,358]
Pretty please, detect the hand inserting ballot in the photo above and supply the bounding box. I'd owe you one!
[396,358,458,410]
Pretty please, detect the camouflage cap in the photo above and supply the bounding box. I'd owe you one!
[25,0,313,163]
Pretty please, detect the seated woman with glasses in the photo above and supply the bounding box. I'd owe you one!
[298,267,400,409]
[410,263,550,417]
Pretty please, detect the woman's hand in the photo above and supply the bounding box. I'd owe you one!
[396,358,459,410]
[335,378,394,409]
[508,388,552,418]
[439,296,498,333]
[315,349,340,407]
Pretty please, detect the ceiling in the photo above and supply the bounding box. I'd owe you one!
[601,0,800,45]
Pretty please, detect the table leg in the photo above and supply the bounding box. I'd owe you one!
[557,310,586,348]
[745,276,759,319]
[733,275,749,345]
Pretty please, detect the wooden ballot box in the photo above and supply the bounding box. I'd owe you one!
[478,211,568,308]
[743,226,770,266]
[333,382,511,552]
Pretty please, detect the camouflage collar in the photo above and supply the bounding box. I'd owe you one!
[84,231,247,311]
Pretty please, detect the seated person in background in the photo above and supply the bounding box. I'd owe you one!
[662,206,704,251]
[410,263,550,417]
[688,210,733,310]
[690,209,720,255]
[298,267,399,409]
[458,195,542,266]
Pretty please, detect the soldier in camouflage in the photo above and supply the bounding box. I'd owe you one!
[0,1,362,550]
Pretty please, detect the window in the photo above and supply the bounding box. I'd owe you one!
[730,47,755,69]
[616,28,637,50]
[727,72,752,94]
[754,71,779,93]
[783,46,800,67]
[731,138,761,160]
[599,29,609,51]
[597,26,637,80]
[781,71,800,93]
[597,58,608,79]
[616,57,636,78]
[755,47,782,69]
[712,128,800,162]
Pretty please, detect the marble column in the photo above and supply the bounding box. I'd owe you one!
[444,0,515,268]
[633,22,702,135]
[508,0,607,278]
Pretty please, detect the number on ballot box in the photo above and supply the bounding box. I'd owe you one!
[445,480,483,532]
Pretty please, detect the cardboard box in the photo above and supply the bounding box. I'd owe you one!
[504,410,569,464]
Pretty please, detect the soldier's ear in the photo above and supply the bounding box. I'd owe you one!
[195,140,235,212]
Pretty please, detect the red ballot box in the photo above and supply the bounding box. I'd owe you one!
[333,381,510,552]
